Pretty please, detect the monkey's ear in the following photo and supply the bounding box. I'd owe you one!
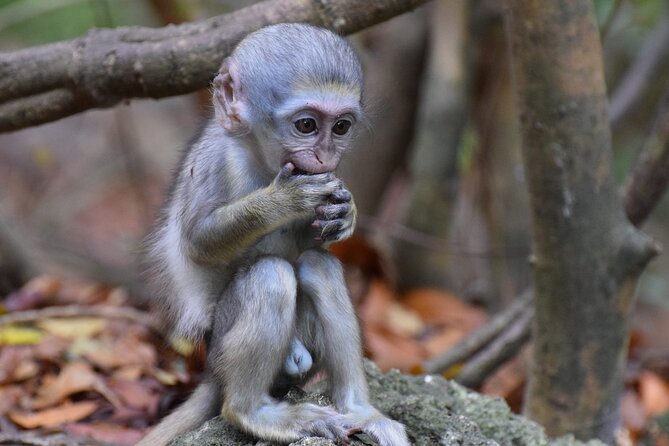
[213,60,250,134]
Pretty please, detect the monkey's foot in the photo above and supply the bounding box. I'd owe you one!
[227,401,349,443]
[343,408,409,446]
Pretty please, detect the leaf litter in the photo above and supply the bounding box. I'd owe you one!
[1,238,668,444]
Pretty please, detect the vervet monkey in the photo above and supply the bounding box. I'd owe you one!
[137,23,409,446]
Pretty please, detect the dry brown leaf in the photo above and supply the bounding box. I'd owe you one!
[23,275,63,298]
[112,365,144,381]
[84,336,156,370]
[0,347,29,384]
[108,378,159,412]
[55,281,108,306]
[0,385,25,415]
[639,371,669,416]
[33,335,71,361]
[13,359,39,382]
[66,422,145,446]
[4,276,63,312]
[402,288,488,332]
[9,400,98,428]
[364,327,426,372]
[422,328,466,357]
[32,361,121,409]
[386,303,424,337]
[358,280,397,330]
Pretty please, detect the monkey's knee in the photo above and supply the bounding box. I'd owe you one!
[245,256,297,309]
[297,250,345,295]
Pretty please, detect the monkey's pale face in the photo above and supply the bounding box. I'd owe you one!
[271,89,362,175]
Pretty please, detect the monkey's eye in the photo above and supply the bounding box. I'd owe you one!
[295,118,317,134]
[332,119,352,136]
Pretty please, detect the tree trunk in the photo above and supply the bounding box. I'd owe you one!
[505,0,658,442]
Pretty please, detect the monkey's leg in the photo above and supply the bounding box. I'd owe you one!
[297,250,410,446]
[210,256,347,442]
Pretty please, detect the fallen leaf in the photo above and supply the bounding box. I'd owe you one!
[0,385,24,415]
[37,317,106,338]
[13,359,39,382]
[84,336,156,370]
[364,326,426,372]
[0,326,44,345]
[422,328,466,357]
[358,280,397,330]
[3,276,62,312]
[108,378,159,412]
[403,288,488,332]
[639,371,669,416]
[9,400,98,428]
[33,361,122,409]
[33,335,71,361]
[66,422,145,446]
[152,369,178,386]
[113,365,143,381]
[386,303,424,337]
[0,347,31,384]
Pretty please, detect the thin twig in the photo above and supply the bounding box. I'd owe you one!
[456,307,532,388]
[0,304,164,336]
[624,81,669,226]
[609,13,669,126]
[422,290,532,374]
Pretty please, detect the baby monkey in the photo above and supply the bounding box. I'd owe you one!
[137,23,409,446]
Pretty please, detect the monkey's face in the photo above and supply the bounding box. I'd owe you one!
[271,89,362,175]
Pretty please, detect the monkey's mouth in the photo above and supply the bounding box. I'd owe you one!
[288,149,340,175]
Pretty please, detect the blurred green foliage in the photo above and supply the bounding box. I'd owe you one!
[0,0,157,49]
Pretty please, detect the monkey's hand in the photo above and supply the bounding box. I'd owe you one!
[312,185,357,245]
[272,163,341,219]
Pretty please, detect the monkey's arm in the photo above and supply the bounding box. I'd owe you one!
[184,167,340,265]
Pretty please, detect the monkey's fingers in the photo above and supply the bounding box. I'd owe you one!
[316,203,350,220]
[280,162,295,178]
[312,219,345,241]
[329,188,352,204]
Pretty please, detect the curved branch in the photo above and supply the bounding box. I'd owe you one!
[624,82,669,226]
[0,0,431,133]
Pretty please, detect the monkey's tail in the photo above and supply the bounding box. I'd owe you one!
[136,379,220,446]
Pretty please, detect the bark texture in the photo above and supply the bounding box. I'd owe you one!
[0,0,431,133]
[506,1,658,442]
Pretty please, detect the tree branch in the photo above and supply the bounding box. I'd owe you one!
[0,0,431,133]
[608,12,669,126]
[422,290,532,374]
[624,82,669,226]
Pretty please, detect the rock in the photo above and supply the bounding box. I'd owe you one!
[170,361,605,446]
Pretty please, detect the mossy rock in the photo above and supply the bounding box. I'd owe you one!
[170,361,604,446]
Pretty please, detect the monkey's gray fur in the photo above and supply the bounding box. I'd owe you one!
[138,23,409,446]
